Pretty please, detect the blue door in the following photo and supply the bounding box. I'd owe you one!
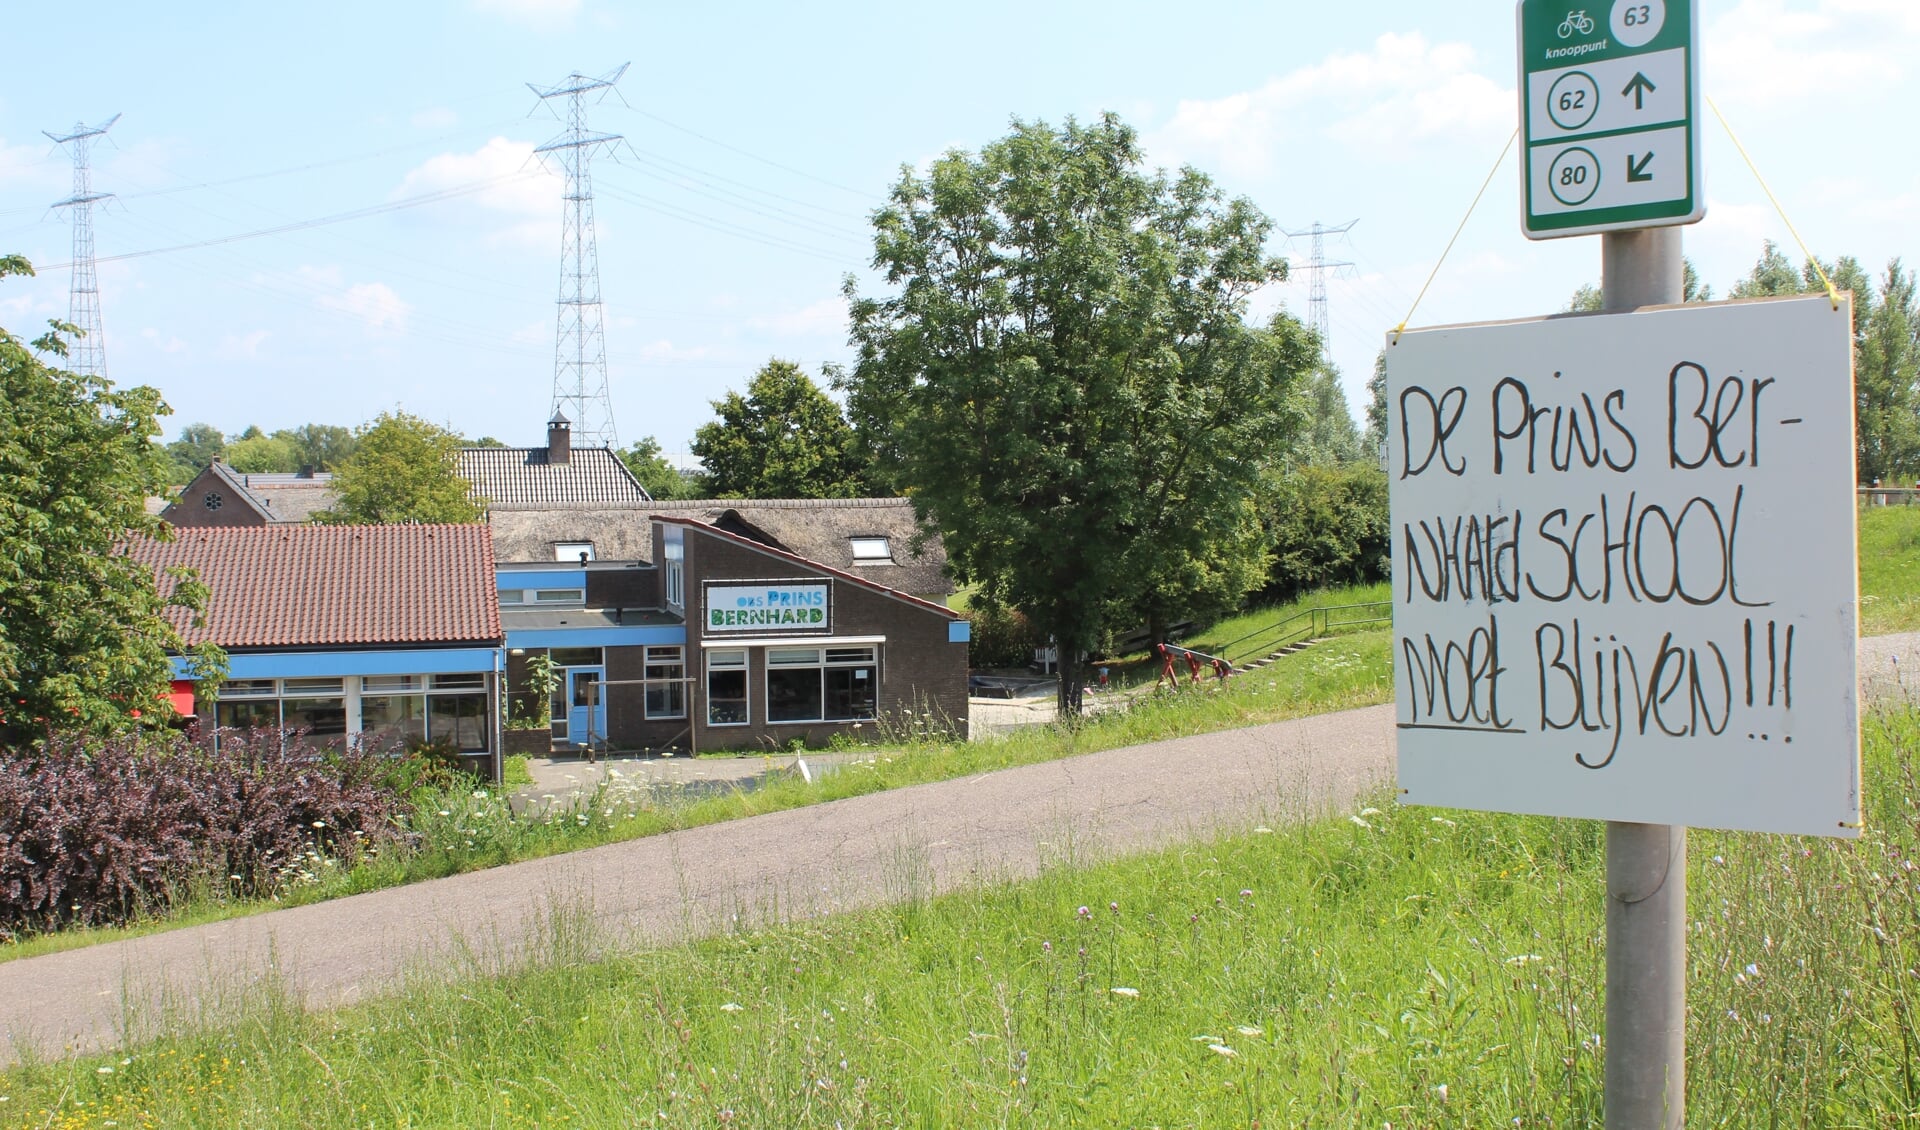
[567,667,606,751]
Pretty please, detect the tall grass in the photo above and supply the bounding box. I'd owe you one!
[10,705,1918,1126]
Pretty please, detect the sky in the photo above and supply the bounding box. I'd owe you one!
[2,0,1915,466]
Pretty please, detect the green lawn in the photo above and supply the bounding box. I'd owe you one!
[10,705,1916,1127]
[1859,504,1920,634]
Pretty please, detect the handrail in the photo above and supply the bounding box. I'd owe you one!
[1209,598,1393,666]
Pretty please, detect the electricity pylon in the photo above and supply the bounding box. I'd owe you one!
[529,65,629,450]
[45,114,120,378]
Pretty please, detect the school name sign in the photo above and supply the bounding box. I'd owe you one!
[705,582,830,631]
[1386,295,1860,837]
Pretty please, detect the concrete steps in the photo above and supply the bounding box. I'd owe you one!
[1237,637,1329,672]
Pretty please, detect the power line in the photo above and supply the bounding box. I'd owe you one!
[30,171,540,271]
[611,103,882,201]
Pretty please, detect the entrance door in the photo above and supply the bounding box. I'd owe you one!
[566,667,606,751]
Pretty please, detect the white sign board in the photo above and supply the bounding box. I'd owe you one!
[1387,295,1860,837]
[705,582,830,632]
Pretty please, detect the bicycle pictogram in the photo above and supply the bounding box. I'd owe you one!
[1558,9,1596,38]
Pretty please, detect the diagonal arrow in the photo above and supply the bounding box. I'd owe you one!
[1627,152,1655,182]
[1622,72,1657,110]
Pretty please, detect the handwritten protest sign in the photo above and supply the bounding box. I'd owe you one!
[1387,294,1860,836]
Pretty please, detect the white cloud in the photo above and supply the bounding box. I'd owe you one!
[1146,33,1511,178]
[320,281,411,332]
[394,137,558,247]
[471,0,580,24]
[216,330,270,360]
[635,339,713,364]
[1707,0,1912,108]
[748,297,846,338]
[410,107,459,130]
[139,327,188,354]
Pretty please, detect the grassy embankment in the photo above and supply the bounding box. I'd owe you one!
[6,704,1917,1125]
[1860,503,1920,634]
[0,584,1393,963]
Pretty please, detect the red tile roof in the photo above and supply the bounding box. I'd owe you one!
[126,524,502,648]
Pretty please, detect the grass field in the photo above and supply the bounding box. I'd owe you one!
[1860,504,1920,634]
[7,703,1916,1126]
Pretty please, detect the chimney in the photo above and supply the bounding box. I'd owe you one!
[547,411,571,465]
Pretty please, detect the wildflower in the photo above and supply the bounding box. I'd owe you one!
[1077,905,1091,919]
[1042,941,1051,953]
[97,1066,113,1074]
[1239,889,1253,899]
[1506,954,1542,965]
[1349,814,1372,829]
[1360,807,1382,817]
[439,810,452,817]
[1253,826,1273,834]
[1110,987,1139,998]
[1434,1083,1449,1101]
[1208,1044,1238,1058]
[1109,901,1119,913]
[1234,1025,1262,1037]
[1745,962,1760,977]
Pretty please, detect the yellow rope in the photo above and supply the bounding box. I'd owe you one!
[1391,128,1518,344]
[1707,95,1839,310]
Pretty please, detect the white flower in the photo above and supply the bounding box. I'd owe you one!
[1234,1025,1263,1037]
[1359,807,1382,817]
[720,1002,744,1012]
[1110,987,1139,998]
[1253,825,1273,834]
[1506,954,1543,965]
[96,1066,113,1074]
[1349,814,1372,829]
[1208,1044,1238,1058]
[1435,1083,1449,1101]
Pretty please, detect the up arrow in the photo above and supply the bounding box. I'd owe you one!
[1622,72,1657,110]
[1627,152,1656,182]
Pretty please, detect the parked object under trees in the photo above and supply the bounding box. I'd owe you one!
[842,114,1317,715]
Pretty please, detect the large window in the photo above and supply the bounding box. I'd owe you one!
[215,675,488,753]
[766,646,877,724]
[645,646,686,719]
[707,649,748,726]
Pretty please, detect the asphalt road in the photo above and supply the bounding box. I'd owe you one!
[0,702,1397,1066]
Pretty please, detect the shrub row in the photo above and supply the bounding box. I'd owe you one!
[0,729,412,935]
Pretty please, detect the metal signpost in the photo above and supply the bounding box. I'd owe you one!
[1382,6,1862,1127]
[1519,0,1701,240]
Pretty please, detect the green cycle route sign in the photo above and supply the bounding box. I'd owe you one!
[1517,0,1703,239]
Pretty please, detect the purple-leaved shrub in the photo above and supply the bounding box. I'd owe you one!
[0,727,408,935]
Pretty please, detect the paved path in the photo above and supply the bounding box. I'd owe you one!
[0,703,1397,1066]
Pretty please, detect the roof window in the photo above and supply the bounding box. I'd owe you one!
[554,541,595,562]
[850,536,891,562]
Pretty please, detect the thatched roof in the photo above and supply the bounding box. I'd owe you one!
[486,498,952,598]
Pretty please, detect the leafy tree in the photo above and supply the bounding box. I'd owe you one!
[692,359,867,498]
[165,422,226,483]
[1294,365,1366,465]
[1363,350,1388,455]
[225,432,300,473]
[470,436,508,448]
[0,255,218,744]
[1724,243,1917,482]
[275,423,357,471]
[316,410,485,525]
[842,114,1314,712]
[620,436,701,500]
[1260,462,1390,602]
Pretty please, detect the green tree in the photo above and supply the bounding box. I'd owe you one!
[275,423,357,470]
[1294,365,1366,465]
[225,432,300,473]
[692,359,867,498]
[1723,243,1917,482]
[164,422,226,483]
[316,410,485,525]
[1260,462,1390,602]
[620,436,701,500]
[0,255,217,744]
[1363,350,1388,456]
[842,114,1314,712]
